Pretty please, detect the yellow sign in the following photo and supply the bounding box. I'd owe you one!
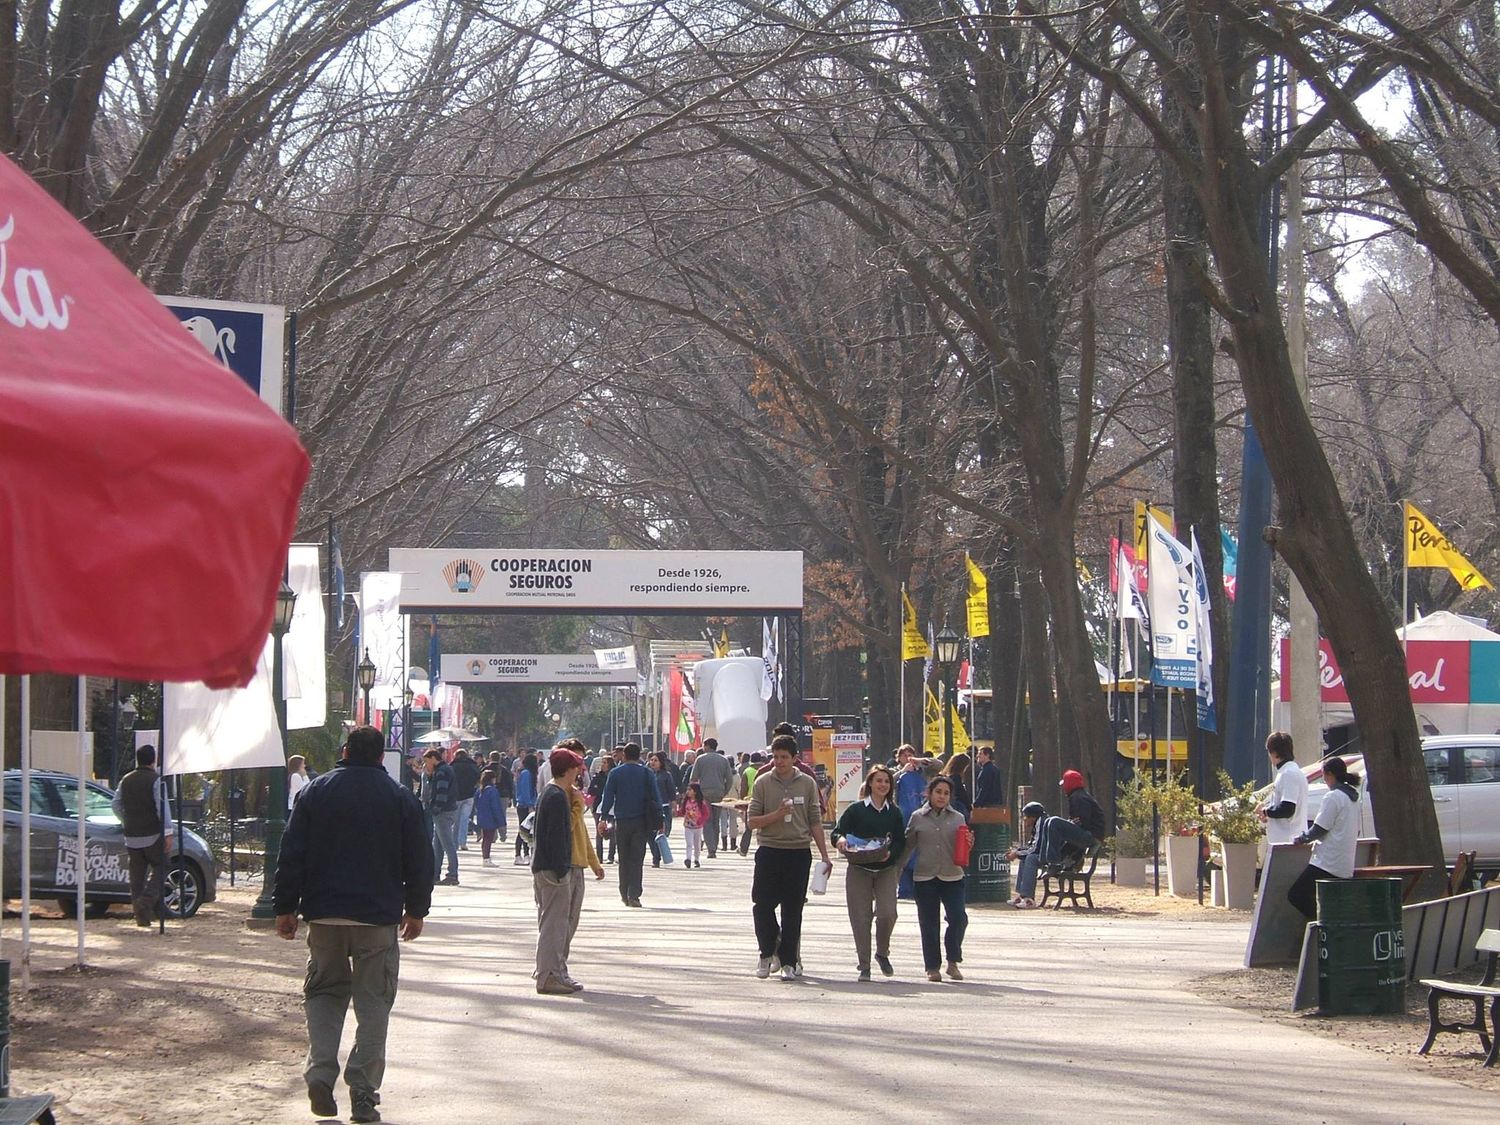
[965,554,990,638]
[1116,738,1189,762]
[902,589,931,660]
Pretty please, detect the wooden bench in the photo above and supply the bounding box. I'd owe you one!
[0,1094,56,1124]
[1040,843,1102,911]
[1419,927,1500,1067]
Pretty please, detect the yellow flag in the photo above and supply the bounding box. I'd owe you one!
[949,701,972,756]
[1075,557,1095,583]
[965,554,990,638]
[924,686,943,753]
[1405,502,1493,590]
[713,628,730,658]
[902,589,931,660]
[1134,500,1174,558]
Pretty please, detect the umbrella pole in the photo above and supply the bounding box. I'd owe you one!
[20,675,32,991]
[76,677,87,968]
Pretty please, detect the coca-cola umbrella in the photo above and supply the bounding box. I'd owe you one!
[0,153,309,688]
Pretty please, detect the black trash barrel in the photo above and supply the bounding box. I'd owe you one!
[1316,878,1405,1015]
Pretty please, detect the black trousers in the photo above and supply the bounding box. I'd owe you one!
[1288,863,1343,919]
[752,846,812,965]
[615,816,648,900]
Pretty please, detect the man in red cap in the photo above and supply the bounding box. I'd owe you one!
[1033,770,1107,873]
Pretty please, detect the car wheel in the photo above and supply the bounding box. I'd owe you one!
[161,860,205,918]
[57,898,112,919]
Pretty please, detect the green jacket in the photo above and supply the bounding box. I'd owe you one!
[830,798,906,871]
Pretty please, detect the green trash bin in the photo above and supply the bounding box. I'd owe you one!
[1316,878,1406,1015]
[966,821,1011,903]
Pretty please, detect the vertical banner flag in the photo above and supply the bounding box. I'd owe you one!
[1190,530,1216,731]
[965,554,990,638]
[1146,522,1198,687]
[428,617,443,712]
[714,628,730,659]
[329,520,346,631]
[1115,544,1150,627]
[901,589,931,660]
[1220,527,1238,600]
[948,700,972,755]
[285,544,327,730]
[1133,501,1173,592]
[923,686,942,754]
[1404,502,1493,590]
[923,621,934,687]
[360,572,405,707]
[762,617,781,702]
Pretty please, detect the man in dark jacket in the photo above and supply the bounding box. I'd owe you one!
[1035,769,1107,870]
[422,749,460,885]
[450,748,482,850]
[597,742,657,906]
[110,744,173,927]
[973,747,1003,809]
[274,726,432,1125]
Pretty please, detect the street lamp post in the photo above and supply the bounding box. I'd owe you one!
[935,625,962,764]
[357,648,377,725]
[251,580,298,920]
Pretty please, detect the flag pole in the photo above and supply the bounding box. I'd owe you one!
[899,582,908,746]
[1401,499,1410,649]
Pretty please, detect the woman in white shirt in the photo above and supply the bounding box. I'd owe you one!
[1258,732,1309,846]
[1287,756,1361,918]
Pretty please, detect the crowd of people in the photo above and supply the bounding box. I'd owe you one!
[272,723,1109,1122]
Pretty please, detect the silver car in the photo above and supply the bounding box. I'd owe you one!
[2,769,218,917]
[1296,737,1500,871]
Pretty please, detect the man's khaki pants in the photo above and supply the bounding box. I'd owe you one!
[303,922,400,1096]
[534,866,585,982]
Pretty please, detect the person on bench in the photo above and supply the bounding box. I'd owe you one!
[1006,801,1048,908]
[1034,770,1106,870]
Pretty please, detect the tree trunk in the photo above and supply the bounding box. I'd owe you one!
[1195,65,1443,879]
[1018,560,1060,801]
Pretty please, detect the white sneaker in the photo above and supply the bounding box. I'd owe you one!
[792,961,803,979]
[513,855,529,866]
[755,956,773,979]
[780,964,797,982]
[482,858,496,868]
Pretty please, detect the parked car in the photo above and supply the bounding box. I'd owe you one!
[3,770,217,917]
[1293,736,1500,871]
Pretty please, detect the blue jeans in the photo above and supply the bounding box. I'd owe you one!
[432,808,459,880]
[1015,852,1040,898]
[913,877,967,971]
[456,797,475,845]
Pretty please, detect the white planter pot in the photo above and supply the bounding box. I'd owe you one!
[1210,869,1227,907]
[1219,841,1258,910]
[1115,856,1147,886]
[1165,834,1199,898]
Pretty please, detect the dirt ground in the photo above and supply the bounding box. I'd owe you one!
[3,876,1497,1121]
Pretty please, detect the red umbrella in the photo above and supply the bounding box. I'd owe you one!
[0,154,309,688]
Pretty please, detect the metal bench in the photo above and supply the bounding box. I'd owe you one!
[0,1094,56,1124]
[1040,843,1102,911]
[1419,927,1500,1067]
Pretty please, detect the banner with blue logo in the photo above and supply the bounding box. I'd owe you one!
[158,295,286,415]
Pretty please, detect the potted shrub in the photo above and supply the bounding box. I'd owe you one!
[1112,772,1155,886]
[1146,769,1201,898]
[1202,770,1262,910]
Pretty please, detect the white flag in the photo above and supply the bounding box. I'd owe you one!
[595,645,636,671]
[1190,531,1217,731]
[1146,523,1198,688]
[1116,546,1150,627]
[762,617,781,702]
[284,543,326,731]
[161,638,286,775]
[360,572,405,707]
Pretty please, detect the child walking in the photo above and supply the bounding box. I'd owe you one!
[681,782,711,869]
[475,770,504,866]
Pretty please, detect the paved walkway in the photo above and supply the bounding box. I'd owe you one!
[287,850,1492,1123]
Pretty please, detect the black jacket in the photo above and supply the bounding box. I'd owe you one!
[974,761,1002,807]
[532,783,574,878]
[274,759,433,924]
[451,755,482,801]
[1068,788,1107,840]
